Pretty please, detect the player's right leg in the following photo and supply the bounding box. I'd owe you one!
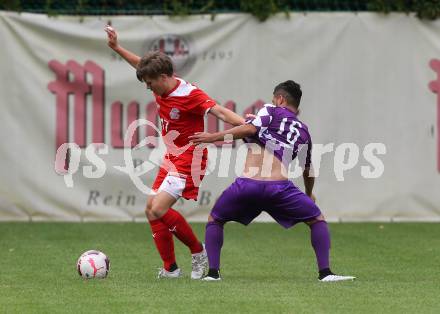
[202,178,263,281]
[150,189,206,279]
[147,160,206,278]
[203,214,225,281]
[145,193,182,278]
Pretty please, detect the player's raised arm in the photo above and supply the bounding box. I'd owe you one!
[104,25,141,69]
[209,104,246,126]
[189,124,257,144]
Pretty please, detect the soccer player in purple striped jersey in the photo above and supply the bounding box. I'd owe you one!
[189,80,355,282]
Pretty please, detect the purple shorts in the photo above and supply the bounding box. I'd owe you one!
[211,177,321,228]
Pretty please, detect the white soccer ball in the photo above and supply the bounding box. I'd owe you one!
[77,250,110,279]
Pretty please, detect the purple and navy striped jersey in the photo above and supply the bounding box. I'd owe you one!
[245,104,312,168]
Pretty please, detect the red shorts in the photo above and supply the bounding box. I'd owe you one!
[152,150,208,200]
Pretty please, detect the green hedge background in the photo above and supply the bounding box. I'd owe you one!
[1,0,440,21]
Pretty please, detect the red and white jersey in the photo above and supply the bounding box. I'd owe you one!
[154,78,216,151]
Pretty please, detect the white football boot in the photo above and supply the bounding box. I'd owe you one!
[157,268,182,279]
[191,243,208,279]
[202,275,222,281]
[319,274,356,282]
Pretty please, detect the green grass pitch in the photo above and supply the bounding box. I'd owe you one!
[1,222,439,313]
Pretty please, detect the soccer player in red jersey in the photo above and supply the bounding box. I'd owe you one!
[105,26,245,279]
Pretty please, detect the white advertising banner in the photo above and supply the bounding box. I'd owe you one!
[0,11,439,221]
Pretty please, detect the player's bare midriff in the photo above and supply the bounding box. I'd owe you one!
[242,146,288,181]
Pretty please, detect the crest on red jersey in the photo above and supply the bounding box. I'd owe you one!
[170,107,180,120]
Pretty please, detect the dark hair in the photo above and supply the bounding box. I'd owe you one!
[273,80,302,108]
[136,51,174,81]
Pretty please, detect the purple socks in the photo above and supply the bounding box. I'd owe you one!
[205,218,330,273]
[310,220,331,271]
[205,220,224,270]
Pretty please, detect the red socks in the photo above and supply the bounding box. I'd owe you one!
[149,219,175,271]
[149,208,203,270]
[160,208,203,254]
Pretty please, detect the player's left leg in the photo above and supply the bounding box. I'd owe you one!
[304,217,355,282]
[304,215,332,278]
[263,181,355,282]
[304,215,330,271]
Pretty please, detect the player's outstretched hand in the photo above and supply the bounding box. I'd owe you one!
[104,25,119,50]
[245,113,257,120]
[189,132,217,145]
